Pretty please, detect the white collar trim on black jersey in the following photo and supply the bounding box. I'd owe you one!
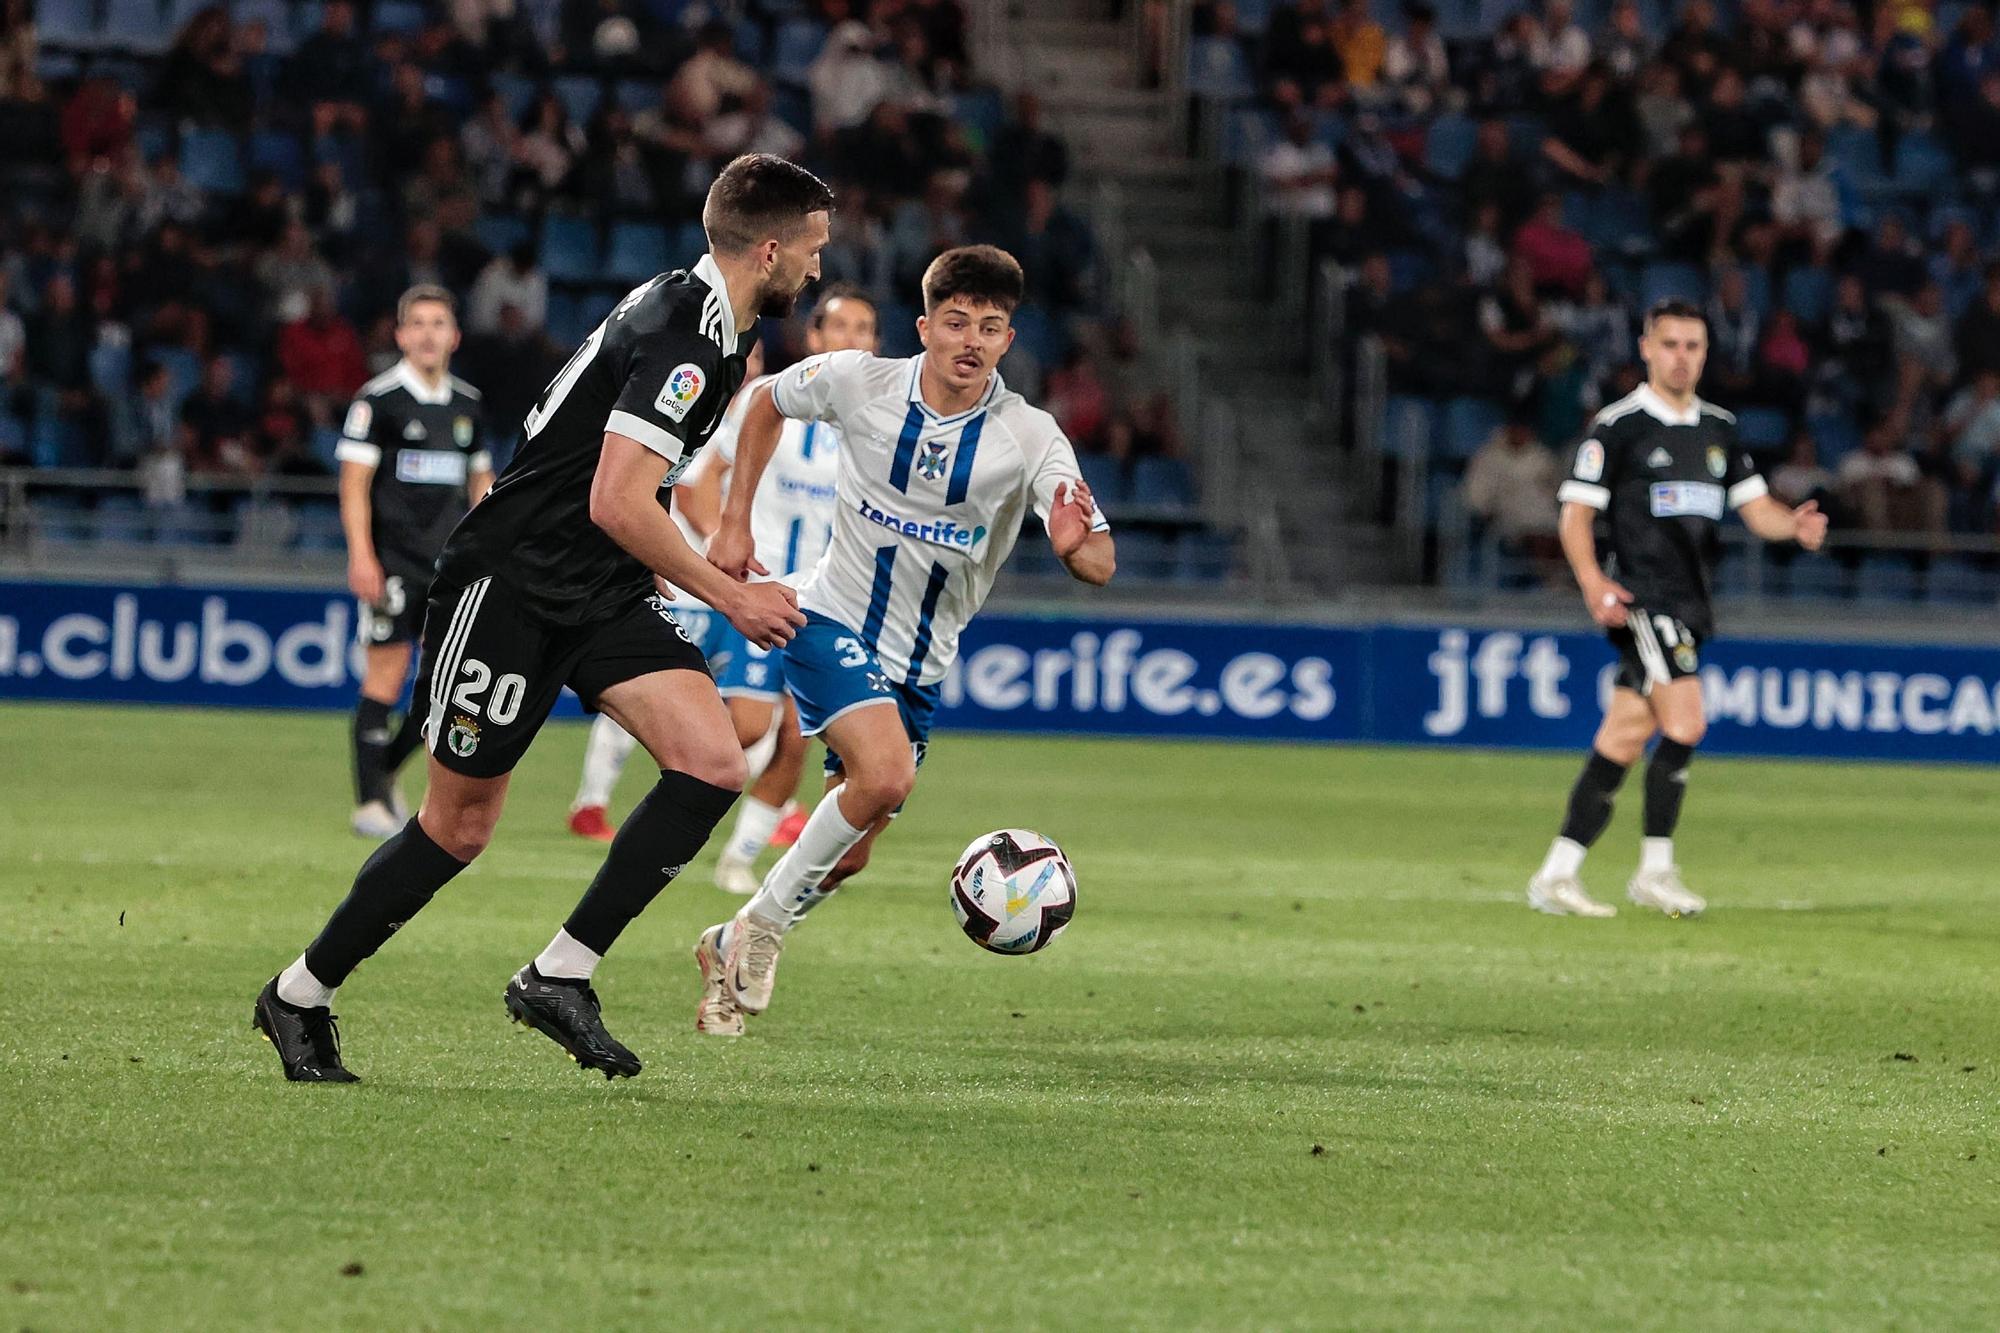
[1634,382,1702,427]
[692,254,739,350]
[906,353,1004,424]
[394,359,455,406]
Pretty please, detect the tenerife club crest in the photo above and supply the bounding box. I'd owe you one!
[916,438,949,482]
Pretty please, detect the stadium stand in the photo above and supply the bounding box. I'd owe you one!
[0,0,1237,586]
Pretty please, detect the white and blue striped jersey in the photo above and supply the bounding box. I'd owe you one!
[694,372,841,581]
[770,350,1110,686]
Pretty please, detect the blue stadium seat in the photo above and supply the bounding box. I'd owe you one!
[492,71,537,120]
[670,221,708,267]
[1892,132,1955,195]
[230,0,296,52]
[1187,35,1254,100]
[1232,0,1274,33]
[96,492,148,544]
[1782,555,1846,600]
[164,0,208,31]
[551,74,602,125]
[949,88,1004,146]
[179,127,244,194]
[152,347,200,404]
[1076,453,1127,505]
[1856,555,1919,601]
[474,212,530,256]
[372,0,425,32]
[1008,305,1065,368]
[1735,406,1790,451]
[730,15,766,64]
[1640,261,1705,307]
[1116,530,1175,580]
[770,19,827,85]
[1806,413,1859,463]
[88,342,131,400]
[247,129,305,189]
[1424,114,1478,180]
[309,426,342,470]
[1221,105,1278,166]
[1383,394,1439,461]
[1441,396,1503,460]
[102,0,171,52]
[1926,556,1996,605]
[36,0,102,49]
[1129,456,1196,511]
[875,301,921,358]
[615,77,659,113]
[773,84,812,136]
[1174,529,1235,582]
[1387,249,1432,293]
[539,215,601,283]
[543,291,597,348]
[605,221,670,282]
[1782,266,1834,323]
[1739,264,1773,319]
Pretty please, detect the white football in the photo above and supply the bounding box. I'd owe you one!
[949,829,1077,955]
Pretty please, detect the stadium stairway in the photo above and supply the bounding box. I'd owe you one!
[1004,1,1393,594]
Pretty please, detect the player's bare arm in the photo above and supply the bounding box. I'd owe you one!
[590,433,803,647]
[675,450,726,538]
[1558,500,1630,627]
[1049,480,1115,585]
[338,458,385,603]
[468,465,494,507]
[708,379,784,578]
[1738,494,1829,550]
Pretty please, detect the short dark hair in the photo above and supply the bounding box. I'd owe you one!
[809,281,876,327]
[920,245,1025,315]
[702,154,835,254]
[397,283,455,324]
[1644,298,1707,331]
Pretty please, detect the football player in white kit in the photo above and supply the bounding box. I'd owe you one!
[566,288,878,877]
[693,245,1116,1035]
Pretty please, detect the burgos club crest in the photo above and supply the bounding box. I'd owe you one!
[447,715,481,757]
[454,415,475,448]
[656,363,705,422]
[1707,445,1727,478]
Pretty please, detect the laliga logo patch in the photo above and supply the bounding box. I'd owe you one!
[447,714,481,758]
[797,359,826,386]
[343,400,372,439]
[1574,439,1604,482]
[655,363,705,422]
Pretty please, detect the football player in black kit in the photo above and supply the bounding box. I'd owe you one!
[1529,300,1829,919]
[337,285,493,840]
[256,155,823,1081]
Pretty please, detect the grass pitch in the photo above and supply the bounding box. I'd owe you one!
[2,704,1997,1331]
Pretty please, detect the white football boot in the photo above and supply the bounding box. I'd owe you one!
[1627,867,1706,917]
[692,924,745,1036]
[713,851,760,896]
[724,911,786,1015]
[1527,874,1617,918]
[350,800,401,839]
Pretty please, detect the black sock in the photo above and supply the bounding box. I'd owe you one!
[1559,750,1629,847]
[562,771,739,955]
[1644,739,1695,838]
[382,708,426,774]
[304,818,468,986]
[352,697,394,805]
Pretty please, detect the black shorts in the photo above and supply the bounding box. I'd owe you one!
[358,573,429,646]
[1608,607,1702,695]
[417,576,710,778]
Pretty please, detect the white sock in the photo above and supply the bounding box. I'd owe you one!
[276,953,334,1009]
[1641,837,1674,874]
[744,792,869,932]
[534,927,602,981]
[1539,837,1586,881]
[724,796,785,864]
[742,718,779,783]
[573,715,637,811]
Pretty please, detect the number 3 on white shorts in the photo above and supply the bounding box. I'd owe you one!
[451,658,527,725]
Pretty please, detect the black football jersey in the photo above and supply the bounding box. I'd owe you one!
[435,256,755,626]
[335,362,489,582]
[1556,383,1767,639]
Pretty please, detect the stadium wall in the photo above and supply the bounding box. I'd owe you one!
[2,580,1998,764]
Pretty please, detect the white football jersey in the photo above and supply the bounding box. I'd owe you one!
[771,350,1110,686]
[700,372,841,580]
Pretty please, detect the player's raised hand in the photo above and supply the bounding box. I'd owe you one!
[1794,499,1829,552]
[706,525,769,581]
[1047,480,1098,559]
[1584,575,1634,628]
[347,551,386,604]
[727,580,805,650]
